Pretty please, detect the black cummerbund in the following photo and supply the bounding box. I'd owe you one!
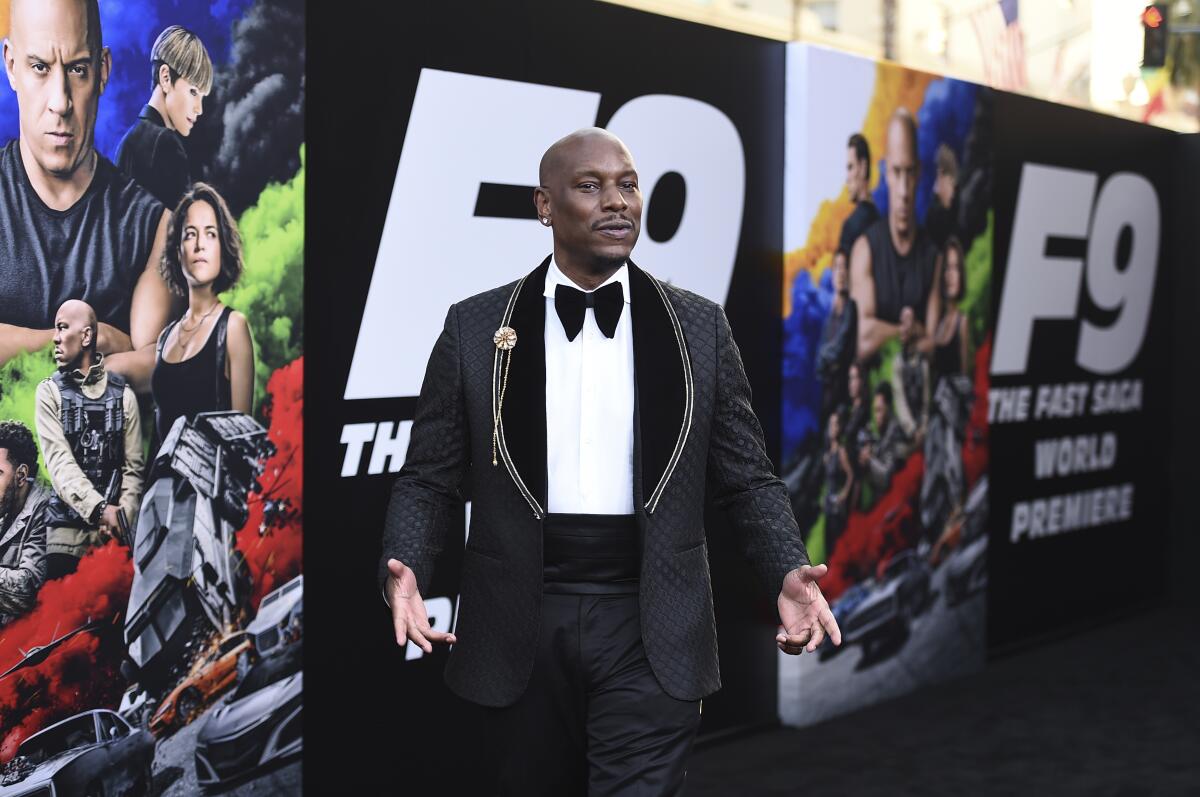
[543,513,640,595]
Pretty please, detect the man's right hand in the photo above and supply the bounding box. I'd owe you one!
[386,559,457,653]
[99,504,125,543]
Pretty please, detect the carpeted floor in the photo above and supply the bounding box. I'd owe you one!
[687,606,1199,797]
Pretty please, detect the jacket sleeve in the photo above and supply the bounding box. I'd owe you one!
[119,386,145,522]
[378,304,470,598]
[705,306,810,596]
[0,500,47,616]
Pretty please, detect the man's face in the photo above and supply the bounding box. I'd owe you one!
[846,146,867,198]
[873,393,889,432]
[3,0,109,180]
[163,72,205,137]
[832,251,848,294]
[944,247,962,299]
[52,303,92,368]
[848,364,862,400]
[884,119,918,239]
[541,135,642,269]
[0,449,27,522]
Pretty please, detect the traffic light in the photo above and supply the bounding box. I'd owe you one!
[1142,4,1169,68]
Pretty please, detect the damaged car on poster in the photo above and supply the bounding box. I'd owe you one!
[0,709,154,797]
[194,643,302,789]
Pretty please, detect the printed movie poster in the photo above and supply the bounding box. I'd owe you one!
[0,0,304,794]
[778,46,991,727]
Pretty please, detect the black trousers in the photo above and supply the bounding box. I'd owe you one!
[487,592,702,796]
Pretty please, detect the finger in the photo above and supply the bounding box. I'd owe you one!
[387,558,408,579]
[820,607,843,646]
[806,620,825,652]
[775,630,813,649]
[777,639,806,655]
[802,563,829,580]
[406,621,432,654]
[392,611,411,648]
[423,628,457,646]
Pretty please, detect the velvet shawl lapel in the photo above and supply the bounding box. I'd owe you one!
[491,257,693,518]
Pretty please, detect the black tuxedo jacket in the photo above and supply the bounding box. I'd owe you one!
[380,257,809,706]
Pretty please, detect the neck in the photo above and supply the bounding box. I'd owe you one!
[854,186,869,203]
[19,138,96,212]
[889,218,915,256]
[148,91,174,131]
[188,287,221,317]
[554,248,623,291]
[71,351,97,375]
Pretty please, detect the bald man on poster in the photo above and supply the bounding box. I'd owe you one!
[380,128,840,795]
[850,108,943,362]
[0,0,173,391]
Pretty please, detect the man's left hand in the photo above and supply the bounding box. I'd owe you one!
[776,564,842,655]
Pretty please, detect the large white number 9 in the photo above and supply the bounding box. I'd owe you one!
[1076,172,1160,375]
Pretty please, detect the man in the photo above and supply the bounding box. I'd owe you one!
[0,420,50,627]
[116,25,213,208]
[850,109,942,362]
[859,382,909,496]
[35,300,143,579]
[839,132,879,256]
[0,0,173,392]
[816,248,857,423]
[380,128,841,795]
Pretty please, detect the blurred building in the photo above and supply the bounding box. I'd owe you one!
[602,0,1200,131]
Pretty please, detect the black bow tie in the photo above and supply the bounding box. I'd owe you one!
[554,282,624,341]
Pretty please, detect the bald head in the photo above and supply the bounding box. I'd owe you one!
[8,0,102,57]
[52,298,98,370]
[538,128,633,187]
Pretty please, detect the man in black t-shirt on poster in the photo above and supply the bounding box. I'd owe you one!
[0,0,173,393]
[850,109,942,363]
[839,132,879,256]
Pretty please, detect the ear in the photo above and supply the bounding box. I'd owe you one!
[82,324,94,349]
[16,463,28,483]
[533,186,551,224]
[3,38,16,92]
[157,62,172,93]
[98,46,111,95]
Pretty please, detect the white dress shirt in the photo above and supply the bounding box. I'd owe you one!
[544,257,635,514]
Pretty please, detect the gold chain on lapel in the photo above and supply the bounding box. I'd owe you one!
[491,326,518,466]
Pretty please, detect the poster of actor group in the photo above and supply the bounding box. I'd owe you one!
[778,45,992,727]
[0,1,304,794]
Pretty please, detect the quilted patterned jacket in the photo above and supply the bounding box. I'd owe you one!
[379,257,809,706]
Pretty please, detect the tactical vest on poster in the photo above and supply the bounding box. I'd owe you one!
[46,370,127,527]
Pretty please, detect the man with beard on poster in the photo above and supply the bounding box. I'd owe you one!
[35,300,143,580]
[380,128,841,795]
[0,0,173,391]
[850,109,942,362]
[0,420,50,627]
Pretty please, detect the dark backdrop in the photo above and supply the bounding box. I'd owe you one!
[306,1,786,790]
[988,92,1175,650]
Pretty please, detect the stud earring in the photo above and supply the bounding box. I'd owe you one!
[541,217,551,226]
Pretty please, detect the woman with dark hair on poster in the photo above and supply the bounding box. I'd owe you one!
[932,236,969,383]
[151,182,254,442]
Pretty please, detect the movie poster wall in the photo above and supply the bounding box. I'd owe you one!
[779,45,992,727]
[0,1,304,793]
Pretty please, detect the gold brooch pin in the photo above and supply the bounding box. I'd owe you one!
[492,326,517,466]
